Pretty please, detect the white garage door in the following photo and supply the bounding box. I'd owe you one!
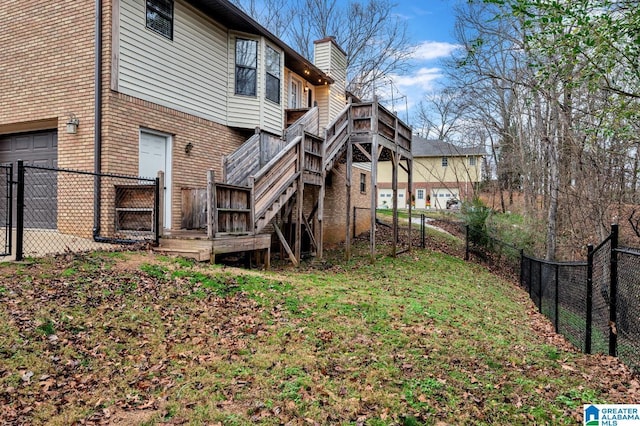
[432,188,459,210]
[377,189,406,208]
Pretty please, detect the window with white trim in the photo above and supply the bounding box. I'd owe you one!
[417,189,424,200]
[469,156,477,166]
[235,38,257,96]
[146,0,173,40]
[442,157,448,167]
[265,46,281,103]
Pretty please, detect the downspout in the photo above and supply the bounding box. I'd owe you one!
[93,0,103,240]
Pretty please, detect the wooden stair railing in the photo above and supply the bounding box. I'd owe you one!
[323,103,352,172]
[251,135,303,233]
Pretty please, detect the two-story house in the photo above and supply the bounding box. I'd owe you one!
[1,0,412,264]
[377,136,484,209]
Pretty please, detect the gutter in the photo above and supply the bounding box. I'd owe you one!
[93,0,103,240]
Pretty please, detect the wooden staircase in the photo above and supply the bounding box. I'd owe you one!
[158,101,412,266]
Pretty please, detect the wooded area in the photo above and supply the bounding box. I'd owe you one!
[436,0,640,260]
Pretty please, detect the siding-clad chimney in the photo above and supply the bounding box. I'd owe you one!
[313,37,347,129]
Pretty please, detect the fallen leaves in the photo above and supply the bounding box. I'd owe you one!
[1,248,640,425]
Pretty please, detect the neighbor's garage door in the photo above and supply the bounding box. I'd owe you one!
[432,188,459,210]
[0,130,58,229]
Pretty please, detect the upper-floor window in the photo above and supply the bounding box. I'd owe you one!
[469,156,477,166]
[265,46,281,104]
[235,39,258,96]
[360,173,366,193]
[146,0,173,40]
[442,157,448,167]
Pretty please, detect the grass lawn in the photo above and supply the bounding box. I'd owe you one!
[0,240,635,425]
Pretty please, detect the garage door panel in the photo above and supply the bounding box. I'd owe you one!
[14,136,31,152]
[33,135,52,150]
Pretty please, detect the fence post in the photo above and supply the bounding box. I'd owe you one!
[421,214,425,249]
[609,224,619,357]
[7,163,13,256]
[465,224,469,261]
[16,160,24,261]
[154,177,160,246]
[353,206,356,239]
[586,244,594,354]
[554,264,559,333]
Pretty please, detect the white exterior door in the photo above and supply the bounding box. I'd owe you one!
[139,130,172,228]
[416,189,426,209]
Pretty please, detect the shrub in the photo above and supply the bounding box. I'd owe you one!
[461,198,492,246]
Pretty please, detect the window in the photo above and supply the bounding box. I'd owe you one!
[290,79,301,108]
[265,46,280,103]
[469,156,477,166]
[417,189,424,200]
[235,39,257,96]
[146,0,173,40]
[441,157,448,167]
[360,173,366,193]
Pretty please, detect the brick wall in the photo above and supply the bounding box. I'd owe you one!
[323,164,372,245]
[0,0,98,236]
[0,0,96,170]
[1,1,251,234]
[102,92,249,230]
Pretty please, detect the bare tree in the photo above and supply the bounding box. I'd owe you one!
[415,89,468,142]
[231,0,414,100]
[230,0,294,38]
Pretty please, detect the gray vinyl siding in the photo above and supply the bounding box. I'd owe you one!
[226,33,261,131]
[227,34,283,135]
[315,85,330,132]
[261,43,284,134]
[328,44,347,122]
[313,41,345,129]
[118,0,228,124]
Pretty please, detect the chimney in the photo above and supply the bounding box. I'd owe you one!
[313,37,347,126]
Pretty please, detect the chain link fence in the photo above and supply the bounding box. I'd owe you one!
[462,222,640,374]
[1,162,159,261]
[616,247,640,372]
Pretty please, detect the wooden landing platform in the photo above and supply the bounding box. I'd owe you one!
[157,231,271,268]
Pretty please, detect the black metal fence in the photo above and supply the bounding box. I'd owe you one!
[1,161,159,261]
[464,222,640,374]
[0,164,12,257]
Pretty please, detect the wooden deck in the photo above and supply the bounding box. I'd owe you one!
[157,101,412,268]
[157,230,271,268]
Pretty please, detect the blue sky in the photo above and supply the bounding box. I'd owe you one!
[378,0,460,124]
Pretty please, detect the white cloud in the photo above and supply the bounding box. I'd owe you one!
[412,40,461,61]
[393,67,443,92]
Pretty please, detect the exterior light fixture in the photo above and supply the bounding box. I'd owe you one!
[185,142,193,154]
[66,114,79,134]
